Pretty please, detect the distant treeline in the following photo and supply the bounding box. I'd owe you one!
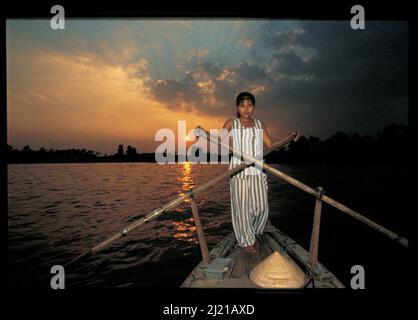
[7,143,155,164]
[7,123,408,164]
[266,123,408,164]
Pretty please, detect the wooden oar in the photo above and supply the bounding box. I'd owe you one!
[66,130,299,267]
[196,127,408,248]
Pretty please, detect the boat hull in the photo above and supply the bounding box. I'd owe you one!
[181,223,344,288]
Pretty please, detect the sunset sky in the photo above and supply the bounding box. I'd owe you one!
[6,19,408,154]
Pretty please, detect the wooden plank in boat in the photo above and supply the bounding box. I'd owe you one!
[185,278,260,288]
[209,233,235,259]
[247,239,262,273]
[229,248,250,279]
[224,249,240,279]
[259,236,274,261]
[264,221,279,233]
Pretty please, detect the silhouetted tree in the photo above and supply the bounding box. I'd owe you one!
[22,145,32,153]
[126,145,138,156]
[117,144,124,156]
[376,123,408,163]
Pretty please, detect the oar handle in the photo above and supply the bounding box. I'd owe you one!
[195,126,300,151]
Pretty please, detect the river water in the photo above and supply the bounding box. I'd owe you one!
[7,162,408,288]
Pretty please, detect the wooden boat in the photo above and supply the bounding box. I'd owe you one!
[181,221,344,288]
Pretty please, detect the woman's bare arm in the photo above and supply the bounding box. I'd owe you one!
[260,120,288,149]
[222,119,233,133]
[260,121,274,149]
[195,119,233,153]
[220,119,233,153]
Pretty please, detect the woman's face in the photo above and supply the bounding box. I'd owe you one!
[237,98,254,119]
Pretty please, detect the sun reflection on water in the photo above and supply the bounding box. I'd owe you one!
[172,218,198,243]
[177,161,194,203]
[173,162,198,244]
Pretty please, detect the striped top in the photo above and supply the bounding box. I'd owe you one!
[229,117,265,178]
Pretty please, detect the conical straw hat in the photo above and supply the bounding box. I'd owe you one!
[249,251,306,288]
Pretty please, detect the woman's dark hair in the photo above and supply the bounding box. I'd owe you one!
[236,92,255,117]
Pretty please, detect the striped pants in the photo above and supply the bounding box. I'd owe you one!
[230,174,269,247]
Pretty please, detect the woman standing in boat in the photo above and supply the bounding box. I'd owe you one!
[222,92,285,254]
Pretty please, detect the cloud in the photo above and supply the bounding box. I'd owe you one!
[7,22,226,153]
[258,21,408,130]
[146,58,274,120]
[7,46,192,153]
[144,21,408,138]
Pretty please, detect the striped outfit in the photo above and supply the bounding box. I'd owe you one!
[229,117,269,247]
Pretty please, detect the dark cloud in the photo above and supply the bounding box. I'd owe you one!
[235,60,271,83]
[147,59,273,118]
[145,21,408,138]
[257,21,408,136]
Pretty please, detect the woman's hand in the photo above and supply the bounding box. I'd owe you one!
[273,131,299,149]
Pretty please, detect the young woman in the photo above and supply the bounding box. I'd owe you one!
[222,92,285,253]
